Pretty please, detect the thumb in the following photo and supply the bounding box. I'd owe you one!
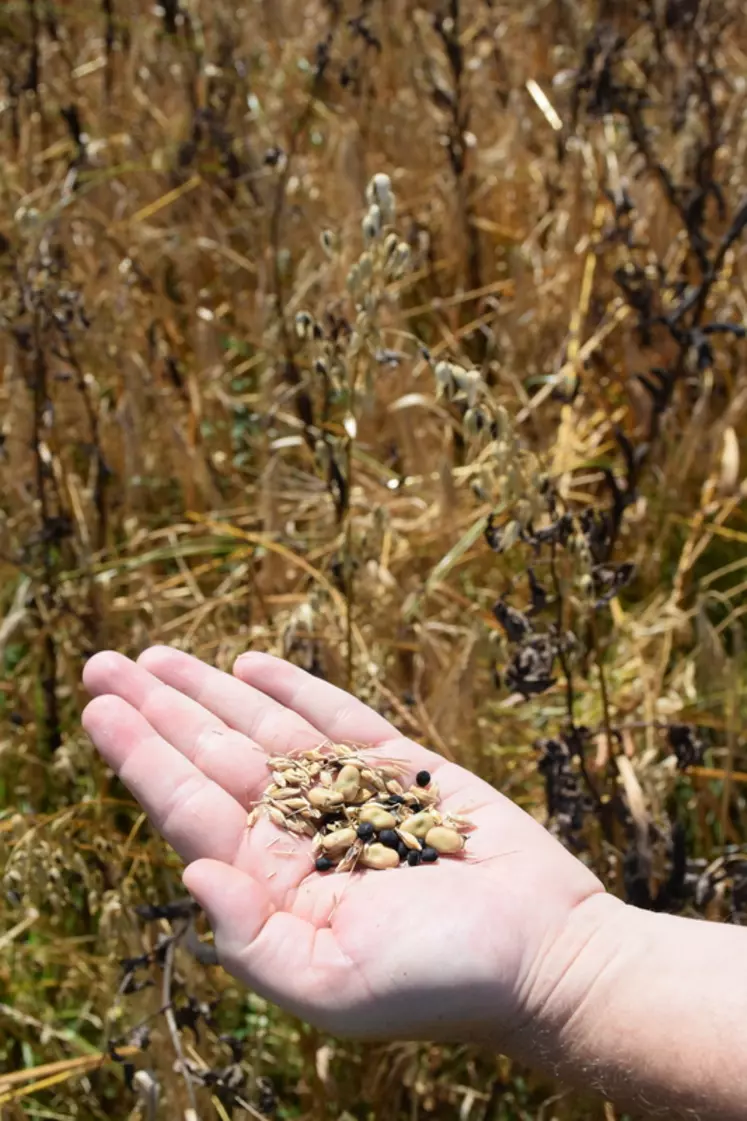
[183,859,271,961]
[183,859,327,1020]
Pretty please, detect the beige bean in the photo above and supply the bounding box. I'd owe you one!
[404,811,438,838]
[321,827,357,855]
[360,843,400,869]
[333,763,360,801]
[359,804,398,829]
[424,826,465,854]
[308,786,344,809]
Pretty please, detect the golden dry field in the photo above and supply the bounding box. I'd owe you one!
[2,1,747,1118]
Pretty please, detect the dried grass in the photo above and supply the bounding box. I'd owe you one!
[1,1,747,1118]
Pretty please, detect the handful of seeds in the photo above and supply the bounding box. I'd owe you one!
[248,743,473,872]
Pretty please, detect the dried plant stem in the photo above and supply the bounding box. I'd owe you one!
[31,311,61,753]
[161,933,200,1121]
[592,619,615,765]
[345,430,355,691]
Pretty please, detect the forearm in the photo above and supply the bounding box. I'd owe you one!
[513,894,747,1119]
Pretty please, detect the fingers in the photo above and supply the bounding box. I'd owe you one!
[84,651,270,807]
[137,646,323,756]
[233,652,395,744]
[82,694,249,867]
[233,652,438,771]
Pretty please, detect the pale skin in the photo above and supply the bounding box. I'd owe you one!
[83,647,747,1120]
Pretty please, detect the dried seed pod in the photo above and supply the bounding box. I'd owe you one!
[359,805,398,830]
[414,783,440,805]
[443,814,476,833]
[286,818,315,837]
[424,826,465,854]
[271,786,302,800]
[272,771,288,788]
[333,764,360,801]
[404,811,438,838]
[282,797,309,811]
[337,840,363,873]
[308,786,344,809]
[268,799,293,817]
[361,767,387,792]
[247,807,262,828]
[396,829,421,851]
[353,785,377,804]
[321,827,358,855]
[360,843,400,870]
[386,779,404,796]
[268,756,295,771]
[268,807,287,829]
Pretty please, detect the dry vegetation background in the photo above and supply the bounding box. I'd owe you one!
[2,0,747,1118]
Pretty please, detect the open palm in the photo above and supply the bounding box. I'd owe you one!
[83,647,605,1047]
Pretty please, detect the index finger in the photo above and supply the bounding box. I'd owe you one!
[233,653,440,774]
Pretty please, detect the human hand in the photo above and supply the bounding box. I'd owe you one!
[82,647,613,1050]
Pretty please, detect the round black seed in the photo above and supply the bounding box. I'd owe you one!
[387,794,405,806]
[415,770,431,787]
[420,846,439,863]
[315,856,334,872]
[398,841,409,860]
[379,829,399,849]
[407,850,421,867]
[356,822,375,841]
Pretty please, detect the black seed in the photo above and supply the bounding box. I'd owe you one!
[356,822,375,841]
[398,842,409,859]
[387,794,405,805]
[420,846,439,863]
[407,850,421,867]
[379,829,399,849]
[410,801,423,813]
[315,856,334,873]
[416,770,431,787]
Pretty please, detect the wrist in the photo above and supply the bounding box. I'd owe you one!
[503,889,625,1067]
[505,892,747,1119]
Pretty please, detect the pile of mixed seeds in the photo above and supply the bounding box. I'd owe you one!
[248,743,473,873]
